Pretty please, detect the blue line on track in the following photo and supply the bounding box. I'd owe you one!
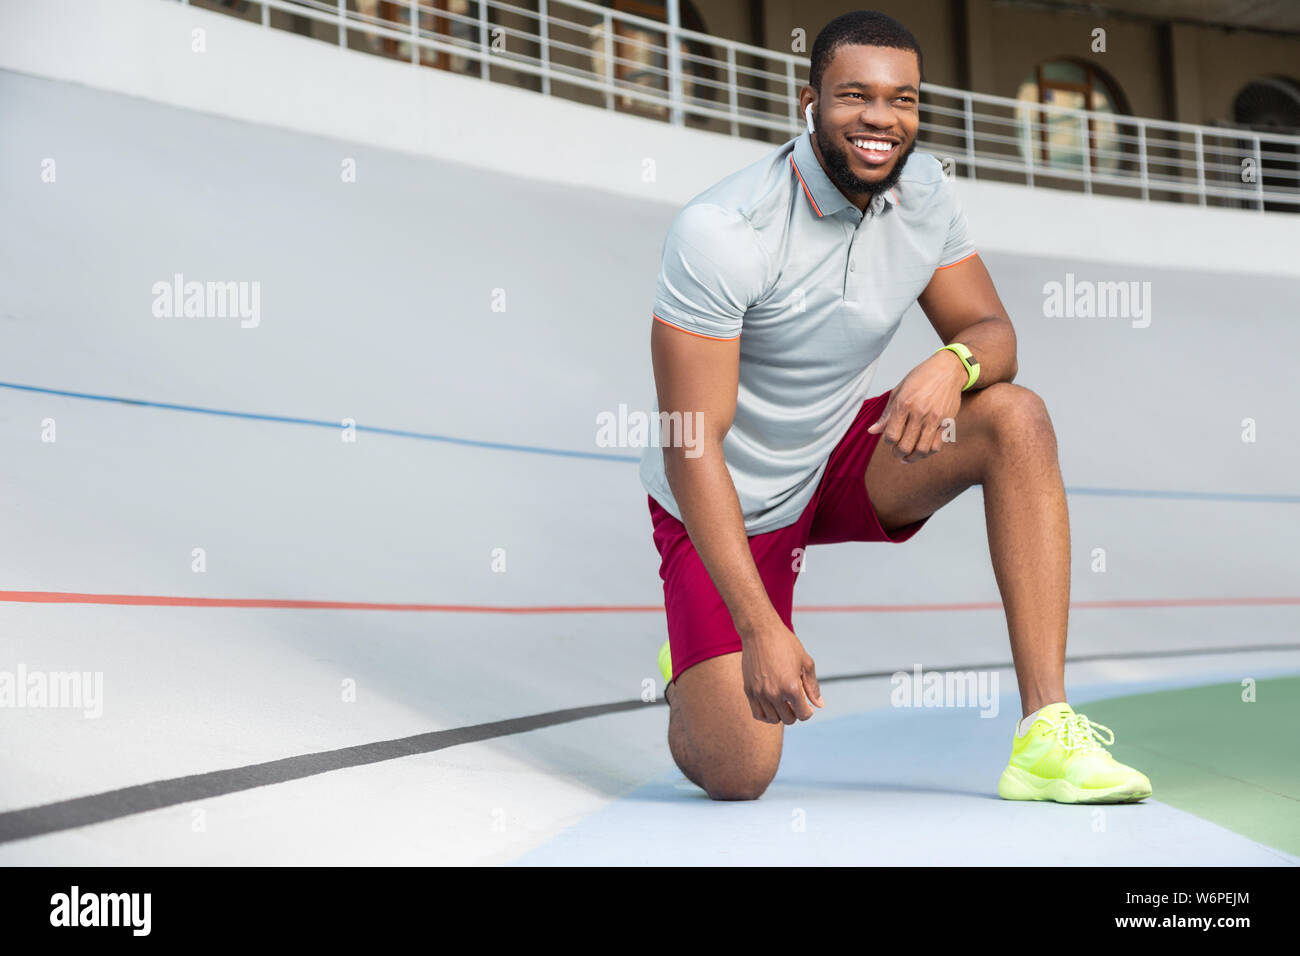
[1062,487,1300,503]
[4,380,1298,503]
[0,380,638,463]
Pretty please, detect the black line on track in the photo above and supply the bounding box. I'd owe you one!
[0,700,648,846]
[2,642,1297,846]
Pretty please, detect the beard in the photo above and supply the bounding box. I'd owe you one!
[815,112,916,199]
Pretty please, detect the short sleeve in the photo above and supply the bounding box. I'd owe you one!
[652,203,768,340]
[937,180,977,269]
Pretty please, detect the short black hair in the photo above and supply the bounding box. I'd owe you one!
[809,11,923,94]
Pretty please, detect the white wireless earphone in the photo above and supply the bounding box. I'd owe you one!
[804,102,815,134]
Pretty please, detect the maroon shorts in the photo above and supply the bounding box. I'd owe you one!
[647,390,932,682]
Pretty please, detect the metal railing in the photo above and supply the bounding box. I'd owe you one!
[178,0,1300,211]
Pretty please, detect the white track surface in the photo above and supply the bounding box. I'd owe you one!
[1,70,1297,865]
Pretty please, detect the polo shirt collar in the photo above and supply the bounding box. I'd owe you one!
[790,131,899,220]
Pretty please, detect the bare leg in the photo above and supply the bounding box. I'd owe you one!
[865,383,1069,718]
[666,652,782,800]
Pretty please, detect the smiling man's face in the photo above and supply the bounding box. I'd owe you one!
[802,44,921,209]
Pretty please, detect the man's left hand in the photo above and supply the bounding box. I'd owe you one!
[866,350,967,463]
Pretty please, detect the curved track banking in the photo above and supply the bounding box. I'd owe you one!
[1,69,1297,864]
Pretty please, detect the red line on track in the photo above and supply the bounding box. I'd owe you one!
[0,591,1298,613]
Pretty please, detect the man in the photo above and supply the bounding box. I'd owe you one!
[639,11,1151,804]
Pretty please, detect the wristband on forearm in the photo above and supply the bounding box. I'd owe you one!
[935,342,980,392]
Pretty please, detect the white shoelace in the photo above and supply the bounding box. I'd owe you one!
[1042,713,1115,754]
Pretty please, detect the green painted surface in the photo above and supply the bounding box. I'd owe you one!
[1083,677,1300,857]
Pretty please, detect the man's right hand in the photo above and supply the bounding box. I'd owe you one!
[741,624,825,724]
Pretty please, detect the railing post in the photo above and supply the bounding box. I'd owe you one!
[338,0,346,48]
[1253,135,1265,212]
[262,1,269,27]
[538,0,550,96]
[1137,121,1149,201]
[602,12,613,111]
[1078,112,1091,194]
[666,0,683,126]
[410,0,418,64]
[963,92,976,181]
[786,59,795,132]
[1022,106,1034,188]
[1194,128,1206,205]
[726,46,737,137]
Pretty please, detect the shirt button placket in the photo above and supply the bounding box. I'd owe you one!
[845,229,857,297]
[841,219,857,301]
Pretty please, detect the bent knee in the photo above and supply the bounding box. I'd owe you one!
[698,763,778,801]
[973,382,1053,440]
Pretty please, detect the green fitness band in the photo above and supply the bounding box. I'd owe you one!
[936,342,980,392]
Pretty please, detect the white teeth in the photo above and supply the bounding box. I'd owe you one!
[852,139,894,152]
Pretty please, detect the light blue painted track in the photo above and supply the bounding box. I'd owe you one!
[517,670,1300,866]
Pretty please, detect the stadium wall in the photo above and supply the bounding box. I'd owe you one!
[1,0,1295,277]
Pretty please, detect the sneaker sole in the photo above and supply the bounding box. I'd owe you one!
[998,765,1151,804]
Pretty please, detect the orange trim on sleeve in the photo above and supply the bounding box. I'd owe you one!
[935,251,978,271]
[652,312,740,341]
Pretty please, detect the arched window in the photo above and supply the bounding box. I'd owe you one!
[1232,76,1300,212]
[1233,76,1300,131]
[1016,60,1126,173]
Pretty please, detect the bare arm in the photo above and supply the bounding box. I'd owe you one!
[650,318,823,722]
[870,254,1019,461]
[917,254,1018,388]
[651,320,780,639]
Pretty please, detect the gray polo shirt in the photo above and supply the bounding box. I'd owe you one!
[639,131,977,535]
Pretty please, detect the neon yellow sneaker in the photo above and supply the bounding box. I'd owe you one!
[658,640,673,686]
[998,702,1152,804]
